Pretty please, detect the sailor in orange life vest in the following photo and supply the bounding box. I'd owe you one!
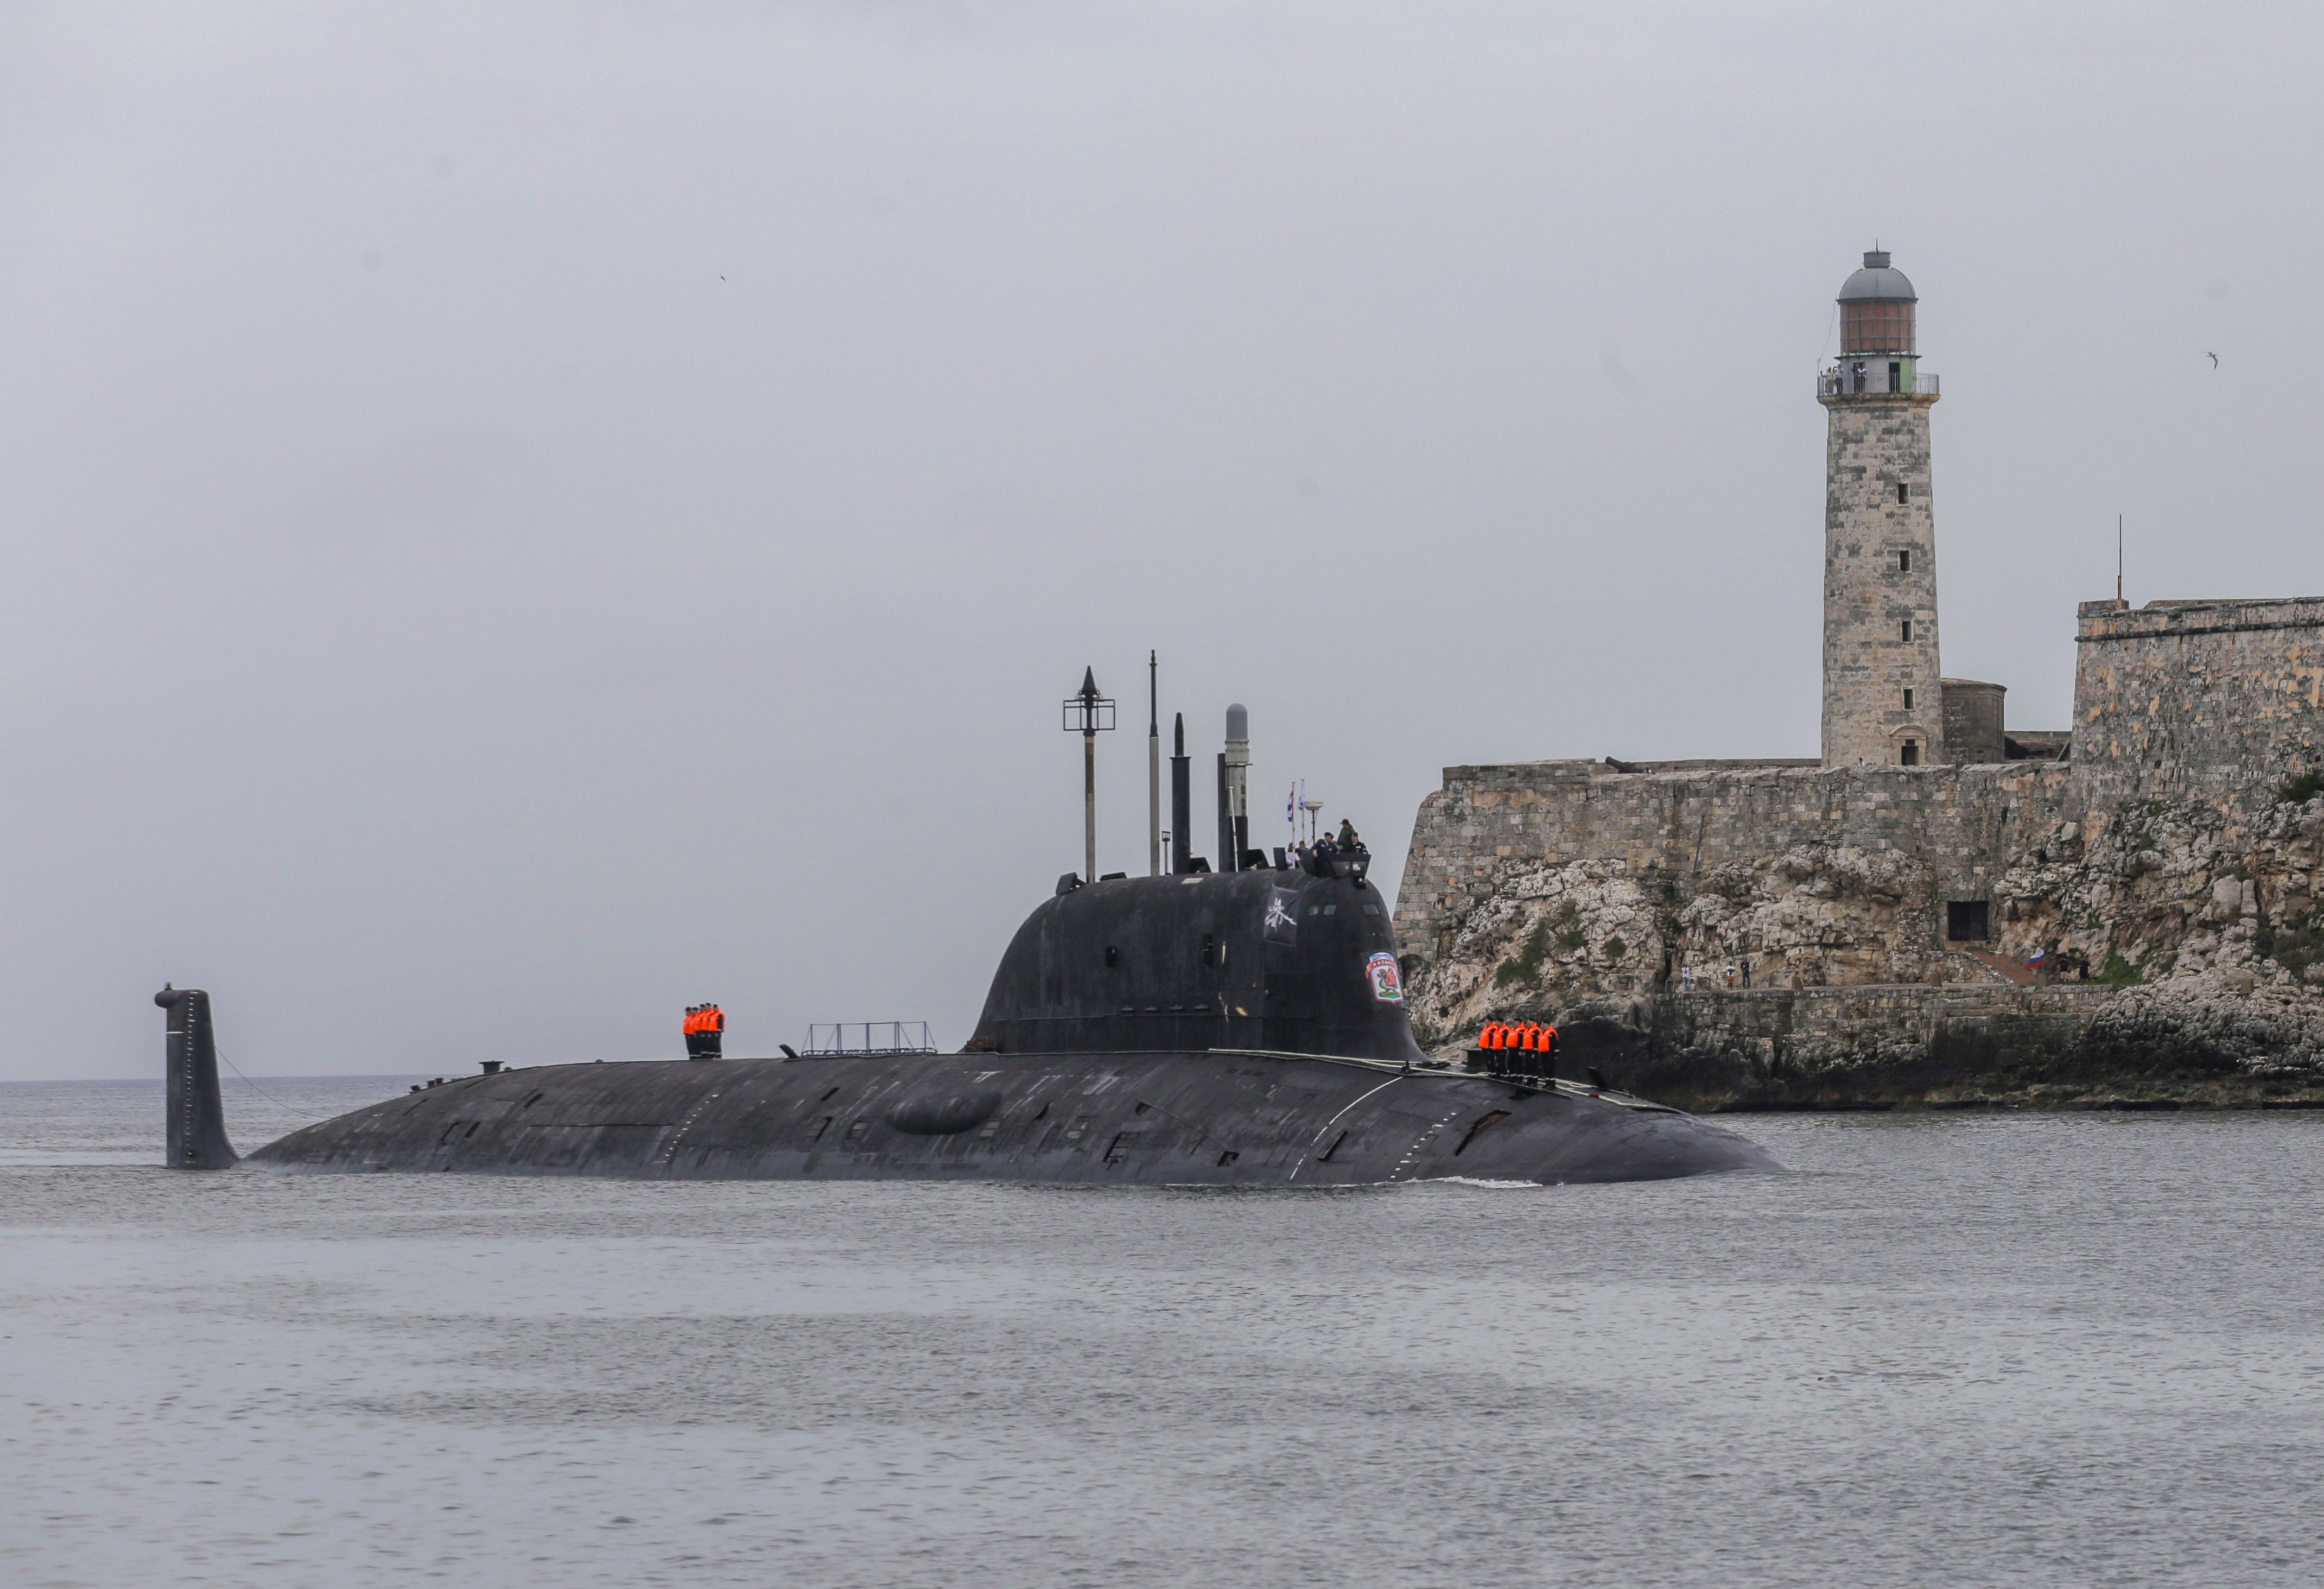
[1477,1020,1559,1069]
[682,1003,725,1061]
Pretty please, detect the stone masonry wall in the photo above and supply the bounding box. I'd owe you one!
[1547,977,2324,1110]
[1390,759,2324,1097]
[1604,983,2117,1109]
[1822,392,1944,767]
[1392,758,2071,1002]
[1666,983,2112,1068]
[1941,678,2006,764]
[2073,597,2324,805]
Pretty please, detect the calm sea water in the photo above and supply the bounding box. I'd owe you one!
[4,1076,2322,1588]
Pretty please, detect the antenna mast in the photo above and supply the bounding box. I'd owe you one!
[2117,514,2124,604]
[1061,668,1115,884]
[1146,651,1160,876]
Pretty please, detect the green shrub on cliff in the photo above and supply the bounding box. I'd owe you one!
[1494,923,1551,987]
[2266,907,2323,983]
[2278,771,2324,806]
[2098,951,2143,989]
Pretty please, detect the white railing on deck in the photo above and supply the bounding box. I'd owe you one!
[806,1021,935,1055]
[1819,370,1938,397]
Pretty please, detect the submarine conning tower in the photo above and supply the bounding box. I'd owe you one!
[968,856,1425,1065]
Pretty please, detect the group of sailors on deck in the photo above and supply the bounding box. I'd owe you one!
[1290,818,1367,870]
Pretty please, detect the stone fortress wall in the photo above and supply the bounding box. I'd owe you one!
[1393,759,2071,979]
[1390,651,2324,1104]
[1393,595,2324,984]
[1387,251,2324,1105]
[2072,597,2324,802]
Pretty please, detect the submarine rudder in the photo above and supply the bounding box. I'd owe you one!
[156,985,238,1169]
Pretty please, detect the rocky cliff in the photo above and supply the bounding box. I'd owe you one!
[1399,785,2324,1108]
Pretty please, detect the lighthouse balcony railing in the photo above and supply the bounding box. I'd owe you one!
[1819,370,1938,397]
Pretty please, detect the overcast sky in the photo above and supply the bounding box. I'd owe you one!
[4,2,2319,1085]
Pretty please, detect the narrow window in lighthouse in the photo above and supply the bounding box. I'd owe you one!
[1898,549,1912,572]
[1903,687,1915,711]
[1897,483,1909,504]
[1901,619,1913,642]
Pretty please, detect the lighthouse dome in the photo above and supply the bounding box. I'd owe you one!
[1837,250,1917,354]
[1838,250,1917,302]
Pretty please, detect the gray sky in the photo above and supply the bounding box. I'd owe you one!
[5,2,2319,1082]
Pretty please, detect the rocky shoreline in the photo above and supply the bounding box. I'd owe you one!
[1486,979,2324,1113]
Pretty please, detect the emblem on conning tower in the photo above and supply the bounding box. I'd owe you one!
[1263,888,1300,945]
[1367,951,1402,1003]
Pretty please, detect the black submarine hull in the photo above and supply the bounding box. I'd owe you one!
[242,1047,1774,1185]
[199,864,1774,1185]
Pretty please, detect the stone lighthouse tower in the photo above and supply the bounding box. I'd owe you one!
[1819,250,1944,767]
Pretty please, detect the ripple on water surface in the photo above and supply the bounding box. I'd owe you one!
[4,1079,2322,1588]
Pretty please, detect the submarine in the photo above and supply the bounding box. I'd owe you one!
[160,859,1774,1187]
[158,692,1774,1186]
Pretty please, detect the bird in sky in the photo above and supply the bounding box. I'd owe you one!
[2207,351,2219,368]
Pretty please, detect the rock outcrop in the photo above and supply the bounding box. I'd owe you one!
[1402,791,2324,1105]
[1990,791,2324,996]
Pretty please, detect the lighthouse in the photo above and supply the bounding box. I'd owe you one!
[1819,250,1944,767]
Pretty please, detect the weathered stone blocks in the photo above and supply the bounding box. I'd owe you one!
[2073,597,2324,801]
[1822,391,1945,767]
